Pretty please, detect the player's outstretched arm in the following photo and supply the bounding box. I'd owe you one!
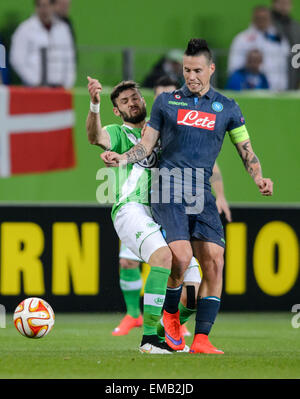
[86,76,111,150]
[101,125,160,167]
[124,125,159,163]
[210,162,232,222]
[235,139,273,196]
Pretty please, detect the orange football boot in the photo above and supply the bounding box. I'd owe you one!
[189,333,224,354]
[163,310,185,350]
[112,314,143,336]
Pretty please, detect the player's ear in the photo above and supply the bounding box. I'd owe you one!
[209,62,216,77]
[113,107,121,117]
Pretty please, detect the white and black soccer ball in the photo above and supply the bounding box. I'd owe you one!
[13,297,55,338]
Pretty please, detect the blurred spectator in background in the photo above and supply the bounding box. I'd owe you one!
[53,0,76,52]
[153,75,179,98]
[271,0,300,89]
[228,6,289,91]
[0,12,23,85]
[10,0,76,88]
[142,49,184,88]
[0,38,9,85]
[226,49,269,90]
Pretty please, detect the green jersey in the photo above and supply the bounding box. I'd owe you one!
[105,123,158,221]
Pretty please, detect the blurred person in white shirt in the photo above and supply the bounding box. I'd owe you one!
[53,0,76,49]
[271,0,300,89]
[10,0,76,88]
[228,6,290,91]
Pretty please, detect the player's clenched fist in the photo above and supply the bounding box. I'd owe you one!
[256,177,274,196]
[100,151,123,167]
[87,76,102,104]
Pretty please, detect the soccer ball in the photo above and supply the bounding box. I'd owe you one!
[13,297,55,338]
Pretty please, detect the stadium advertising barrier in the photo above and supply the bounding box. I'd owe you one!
[0,204,299,312]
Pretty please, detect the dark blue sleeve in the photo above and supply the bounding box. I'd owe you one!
[148,93,164,131]
[226,100,246,131]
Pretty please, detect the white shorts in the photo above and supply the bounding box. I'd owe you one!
[119,242,142,262]
[119,240,201,284]
[114,202,168,263]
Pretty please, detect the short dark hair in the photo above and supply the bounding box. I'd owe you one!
[184,38,213,63]
[154,76,179,89]
[253,5,270,12]
[110,80,141,106]
[34,0,55,6]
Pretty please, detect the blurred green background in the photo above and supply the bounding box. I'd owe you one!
[1,0,300,87]
[0,89,299,204]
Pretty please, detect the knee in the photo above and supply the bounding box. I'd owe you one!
[160,248,173,269]
[202,253,224,279]
[170,250,193,283]
[213,253,224,270]
[173,248,193,270]
[175,255,193,270]
[119,258,140,269]
[148,246,172,270]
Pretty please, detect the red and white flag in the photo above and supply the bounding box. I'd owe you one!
[0,86,76,177]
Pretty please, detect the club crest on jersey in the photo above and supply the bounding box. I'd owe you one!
[137,149,158,169]
[174,94,181,100]
[212,101,223,112]
[177,109,216,130]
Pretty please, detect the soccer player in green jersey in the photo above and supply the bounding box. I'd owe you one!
[86,77,175,354]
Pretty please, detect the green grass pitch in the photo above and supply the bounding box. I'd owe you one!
[0,312,299,379]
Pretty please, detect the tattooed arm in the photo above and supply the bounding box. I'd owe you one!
[235,139,273,196]
[236,139,262,181]
[125,143,149,163]
[124,125,159,163]
[101,125,160,166]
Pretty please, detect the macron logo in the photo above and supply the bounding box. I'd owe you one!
[177,109,216,131]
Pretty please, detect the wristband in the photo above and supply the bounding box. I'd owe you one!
[90,101,100,113]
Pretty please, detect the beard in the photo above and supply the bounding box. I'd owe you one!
[119,104,147,124]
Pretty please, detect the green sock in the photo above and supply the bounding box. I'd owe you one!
[178,302,196,324]
[143,266,170,336]
[157,319,165,342]
[157,302,196,342]
[120,267,142,319]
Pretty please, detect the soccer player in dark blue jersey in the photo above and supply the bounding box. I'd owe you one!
[103,38,273,354]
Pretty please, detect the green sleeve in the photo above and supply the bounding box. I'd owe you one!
[228,124,249,144]
[104,124,122,152]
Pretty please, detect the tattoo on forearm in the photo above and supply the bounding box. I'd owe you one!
[125,143,147,163]
[250,155,259,164]
[237,141,262,179]
[242,141,250,152]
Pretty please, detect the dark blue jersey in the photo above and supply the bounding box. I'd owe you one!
[148,84,249,191]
